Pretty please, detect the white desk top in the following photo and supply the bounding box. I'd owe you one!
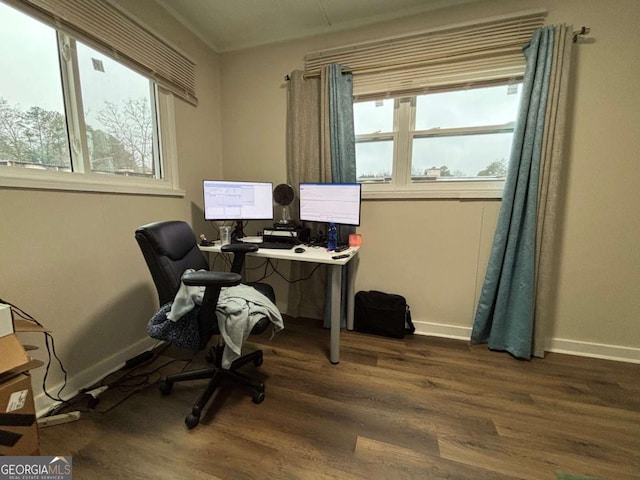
[199,236,359,266]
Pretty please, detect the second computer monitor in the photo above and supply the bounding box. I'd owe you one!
[299,183,361,226]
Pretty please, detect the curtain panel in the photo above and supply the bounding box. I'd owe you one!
[471,25,573,359]
[285,66,356,327]
[285,70,329,320]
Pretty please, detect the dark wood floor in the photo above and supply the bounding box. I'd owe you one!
[40,317,640,480]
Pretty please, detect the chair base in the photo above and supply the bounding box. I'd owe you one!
[158,349,265,429]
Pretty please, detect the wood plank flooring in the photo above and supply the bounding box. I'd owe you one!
[39,316,640,479]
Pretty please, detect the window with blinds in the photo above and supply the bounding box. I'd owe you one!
[4,0,197,105]
[0,0,183,196]
[305,10,546,100]
[306,11,547,199]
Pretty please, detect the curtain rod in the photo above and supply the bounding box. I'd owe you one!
[285,25,591,81]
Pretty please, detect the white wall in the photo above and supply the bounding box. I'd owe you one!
[219,0,640,362]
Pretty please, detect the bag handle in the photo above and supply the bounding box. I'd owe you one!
[405,305,415,334]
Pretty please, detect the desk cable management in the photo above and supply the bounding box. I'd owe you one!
[211,252,323,285]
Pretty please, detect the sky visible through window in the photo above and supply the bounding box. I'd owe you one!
[0,3,150,133]
[354,85,522,179]
[0,2,156,175]
[0,3,64,112]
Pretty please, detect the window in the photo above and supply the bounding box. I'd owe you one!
[0,2,181,195]
[304,11,544,198]
[354,83,522,198]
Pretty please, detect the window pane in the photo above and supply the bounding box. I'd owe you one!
[354,99,394,134]
[412,133,512,180]
[356,139,394,183]
[415,84,521,130]
[76,42,158,177]
[0,3,71,171]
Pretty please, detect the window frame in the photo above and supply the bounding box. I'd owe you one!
[0,3,183,197]
[355,82,521,200]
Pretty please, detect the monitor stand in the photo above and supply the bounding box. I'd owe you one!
[231,220,245,240]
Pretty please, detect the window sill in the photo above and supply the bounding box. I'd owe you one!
[0,169,185,197]
[362,181,504,200]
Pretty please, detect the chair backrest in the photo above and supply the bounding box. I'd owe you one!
[135,220,209,306]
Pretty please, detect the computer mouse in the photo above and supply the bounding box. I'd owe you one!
[294,247,306,253]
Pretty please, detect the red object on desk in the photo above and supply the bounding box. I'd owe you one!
[349,233,362,247]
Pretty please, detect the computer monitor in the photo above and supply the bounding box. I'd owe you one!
[203,180,273,238]
[299,183,361,226]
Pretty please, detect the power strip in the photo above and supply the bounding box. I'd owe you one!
[124,350,154,368]
[37,411,81,428]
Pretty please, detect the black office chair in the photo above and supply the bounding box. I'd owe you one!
[135,220,275,428]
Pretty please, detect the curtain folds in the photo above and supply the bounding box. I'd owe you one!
[533,25,572,357]
[324,64,356,328]
[285,70,328,320]
[470,25,572,359]
[286,65,356,327]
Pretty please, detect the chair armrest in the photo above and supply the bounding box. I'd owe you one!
[221,243,259,254]
[182,271,241,288]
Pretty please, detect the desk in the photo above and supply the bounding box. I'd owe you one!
[200,238,359,364]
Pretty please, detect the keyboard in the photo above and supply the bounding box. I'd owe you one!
[256,241,296,250]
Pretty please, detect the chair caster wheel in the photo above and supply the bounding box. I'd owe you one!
[158,380,173,395]
[252,391,265,404]
[254,355,263,367]
[185,413,200,429]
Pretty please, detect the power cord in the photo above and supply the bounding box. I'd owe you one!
[251,258,323,284]
[0,297,71,408]
[0,297,195,417]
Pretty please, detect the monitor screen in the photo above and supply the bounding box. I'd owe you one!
[299,183,361,226]
[203,180,273,221]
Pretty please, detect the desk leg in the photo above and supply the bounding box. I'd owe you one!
[329,264,342,364]
[346,255,358,331]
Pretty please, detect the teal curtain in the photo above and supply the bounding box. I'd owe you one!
[323,64,356,328]
[328,64,357,244]
[470,26,555,359]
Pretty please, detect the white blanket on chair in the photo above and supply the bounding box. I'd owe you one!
[168,270,284,368]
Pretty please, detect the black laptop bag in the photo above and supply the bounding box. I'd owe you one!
[353,290,415,339]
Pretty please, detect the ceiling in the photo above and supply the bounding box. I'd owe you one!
[157,0,484,53]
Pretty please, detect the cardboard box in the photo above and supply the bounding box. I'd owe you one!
[0,304,44,455]
[0,374,39,456]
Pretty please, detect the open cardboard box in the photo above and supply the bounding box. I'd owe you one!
[0,303,46,456]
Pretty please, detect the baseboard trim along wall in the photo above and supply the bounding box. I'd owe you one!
[33,336,158,418]
[413,321,640,364]
[547,338,640,364]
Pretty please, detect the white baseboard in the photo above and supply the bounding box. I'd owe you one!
[546,338,640,364]
[33,336,158,417]
[413,320,472,341]
[412,320,640,364]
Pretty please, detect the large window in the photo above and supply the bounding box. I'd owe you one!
[0,1,179,195]
[354,83,522,198]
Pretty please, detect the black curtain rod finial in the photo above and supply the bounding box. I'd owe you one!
[573,26,590,43]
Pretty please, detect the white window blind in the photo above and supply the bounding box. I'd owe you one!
[5,0,197,105]
[305,10,546,100]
